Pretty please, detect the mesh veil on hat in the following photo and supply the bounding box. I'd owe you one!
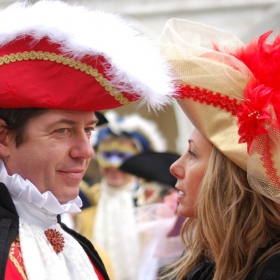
[158,19,280,203]
[0,0,173,111]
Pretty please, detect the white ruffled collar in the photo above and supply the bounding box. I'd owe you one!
[0,161,82,228]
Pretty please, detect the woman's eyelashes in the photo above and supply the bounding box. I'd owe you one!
[188,149,196,159]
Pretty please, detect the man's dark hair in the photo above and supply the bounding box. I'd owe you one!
[0,108,48,147]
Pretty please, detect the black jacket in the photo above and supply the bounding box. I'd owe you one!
[0,182,110,280]
[183,241,280,280]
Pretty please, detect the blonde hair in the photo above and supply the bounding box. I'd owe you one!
[161,147,280,280]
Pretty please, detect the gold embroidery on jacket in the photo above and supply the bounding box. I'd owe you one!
[9,237,28,280]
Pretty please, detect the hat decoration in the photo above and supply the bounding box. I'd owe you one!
[0,0,174,111]
[158,19,280,203]
[220,31,279,148]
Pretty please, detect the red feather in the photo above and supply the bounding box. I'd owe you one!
[233,31,280,122]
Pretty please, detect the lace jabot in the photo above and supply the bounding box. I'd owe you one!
[0,160,82,228]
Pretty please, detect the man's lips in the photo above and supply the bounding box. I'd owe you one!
[58,169,85,179]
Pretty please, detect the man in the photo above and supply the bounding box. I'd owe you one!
[0,1,173,279]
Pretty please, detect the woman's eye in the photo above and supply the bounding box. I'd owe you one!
[188,150,196,158]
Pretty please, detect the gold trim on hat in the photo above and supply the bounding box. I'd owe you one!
[0,51,130,105]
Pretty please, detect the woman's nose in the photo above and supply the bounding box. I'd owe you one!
[170,157,185,179]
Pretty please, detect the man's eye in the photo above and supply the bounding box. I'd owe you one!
[85,128,95,140]
[85,127,94,134]
[56,128,67,133]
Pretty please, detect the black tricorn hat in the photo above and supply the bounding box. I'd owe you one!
[119,151,180,186]
[95,111,108,126]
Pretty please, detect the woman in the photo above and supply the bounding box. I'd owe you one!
[158,18,280,279]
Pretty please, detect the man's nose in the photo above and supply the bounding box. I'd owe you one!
[70,134,94,159]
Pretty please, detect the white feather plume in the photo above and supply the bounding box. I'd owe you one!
[106,111,167,151]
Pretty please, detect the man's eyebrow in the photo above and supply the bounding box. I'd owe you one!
[89,119,99,126]
[47,118,99,127]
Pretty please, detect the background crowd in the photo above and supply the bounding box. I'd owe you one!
[1,1,280,280]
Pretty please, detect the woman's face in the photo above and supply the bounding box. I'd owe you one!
[170,129,212,217]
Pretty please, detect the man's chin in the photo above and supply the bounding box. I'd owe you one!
[55,188,80,204]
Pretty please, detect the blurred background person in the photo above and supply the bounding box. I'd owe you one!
[119,151,185,280]
[77,111,167,280]
[120,151,180,205]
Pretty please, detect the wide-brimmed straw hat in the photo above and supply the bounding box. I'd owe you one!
[0,0,173,111]
[158,18,280,203]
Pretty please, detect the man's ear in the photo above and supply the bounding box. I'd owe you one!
[0,119,11,158]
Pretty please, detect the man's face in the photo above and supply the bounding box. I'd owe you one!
[2,110,97,204]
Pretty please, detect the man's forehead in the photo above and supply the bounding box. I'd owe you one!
[30,109,98,125]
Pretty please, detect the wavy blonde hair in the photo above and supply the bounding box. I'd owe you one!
[160,146,280,280]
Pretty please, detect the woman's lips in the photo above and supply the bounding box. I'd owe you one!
[178,190,186,200]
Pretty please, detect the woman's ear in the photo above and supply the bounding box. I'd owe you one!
[0,119,11,158]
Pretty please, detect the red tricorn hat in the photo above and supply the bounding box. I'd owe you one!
[0,1,174,111]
